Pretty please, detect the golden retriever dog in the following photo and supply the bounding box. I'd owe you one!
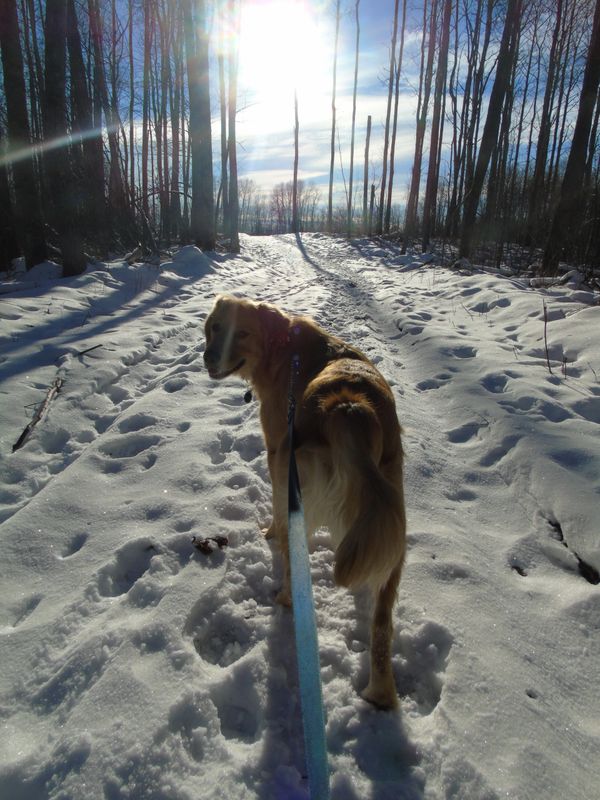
[203,295,406,709]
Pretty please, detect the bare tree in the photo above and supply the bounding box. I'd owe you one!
[377,0,401,235]
[327,0,341,232]
[183,0,215,250]
[347,0,360,236]
[543,0,600,273]
[384,0,407,235]
[230,0,241,251]
[292,90,300,234]
[43,0,86,276]
[0,0,47,267]
[404,0,438,241]
[362,115,372,234]
[421,0,452,251]
[526,0,565,243]
[459,0,523,258]
[67,0,105,243]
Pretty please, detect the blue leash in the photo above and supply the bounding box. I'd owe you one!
[287,366,330,800]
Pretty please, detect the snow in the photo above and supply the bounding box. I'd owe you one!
[1,234,599,800]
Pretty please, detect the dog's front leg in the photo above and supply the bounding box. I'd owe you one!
[265,445,292,607]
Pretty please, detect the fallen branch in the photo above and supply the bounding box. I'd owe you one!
[12,377,64,453]
[77,344,102,357]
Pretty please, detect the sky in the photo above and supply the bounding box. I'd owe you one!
[233,0,421,206]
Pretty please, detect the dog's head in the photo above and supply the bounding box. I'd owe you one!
[203,295,289,382]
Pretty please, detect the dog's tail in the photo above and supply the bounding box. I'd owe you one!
[321,389,406,591]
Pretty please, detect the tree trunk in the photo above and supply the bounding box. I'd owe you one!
[384,0,407,234]
[170,21,183,241]
[88,0,131,241]
[526,0,564,244]
[128,0,135,214]
[183,0,215,250]
[43,0,86,276]
[0,0,47,267]
[327,0,341,232]
[228,0,240,252]
[542,0,600,273]
[377,0,400,235]
[0,121,19,269]
[362,115,372,233]
[347,0,360,237]
[67,0,106,245]
[422,0,452,251]
[404,0,438,240]
[292,90,300,234]
[218,28,229,236]
[459,0,523,259]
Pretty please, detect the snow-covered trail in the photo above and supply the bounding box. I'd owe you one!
[243,234,600,798]
[0,235,598,800]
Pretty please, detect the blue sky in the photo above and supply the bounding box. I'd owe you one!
[233,0,421,206]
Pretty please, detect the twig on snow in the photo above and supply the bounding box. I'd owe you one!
[12,377,64,452]
[77,344,103,357]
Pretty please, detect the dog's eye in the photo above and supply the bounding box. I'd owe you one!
[235,331,249,340]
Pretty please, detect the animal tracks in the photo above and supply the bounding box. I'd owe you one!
[1,313,203,526]
[397,621,454,716]
[447,421,486,444]
[10,593,43,628]
[95,540,159,599]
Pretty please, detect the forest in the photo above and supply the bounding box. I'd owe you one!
[1,0,599,278]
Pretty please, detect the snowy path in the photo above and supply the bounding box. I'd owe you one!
[0,235,598,799]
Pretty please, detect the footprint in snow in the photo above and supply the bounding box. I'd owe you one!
[95,539,159,598]
[190,606,256,667]
[446,421,485,444]
[443,344,477,359]
[163,375,191,393]
[416,373,453,392]
[10,594,43,628]
[396,620,454,716]
[30,633,118,714]
[98,433,161,459]
[60,532,88,559]
[106,384,130,405]
[479,434,522,468]
[210,663,263,743]
[117,412,158,433]
[161,692,215,763]
[480,373,509,394]
[444,488,478,502]
[572,397,600,424]
[38,426,70,455]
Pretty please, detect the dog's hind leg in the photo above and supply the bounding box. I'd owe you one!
[362,564,402,709]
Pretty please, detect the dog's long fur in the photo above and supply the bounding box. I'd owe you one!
[204,295,406,708]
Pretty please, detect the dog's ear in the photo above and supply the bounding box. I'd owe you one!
[257,302,289,349]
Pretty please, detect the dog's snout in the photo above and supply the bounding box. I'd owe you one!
[204,348,220,368]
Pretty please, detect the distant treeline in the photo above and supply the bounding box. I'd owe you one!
[1,0,599,276]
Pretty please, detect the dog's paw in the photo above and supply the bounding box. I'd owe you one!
[361,679,399,711]
[262,524,277,540]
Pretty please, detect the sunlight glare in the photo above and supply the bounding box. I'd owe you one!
[238,0,331,133]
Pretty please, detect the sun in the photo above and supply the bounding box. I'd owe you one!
[237,0,332,133]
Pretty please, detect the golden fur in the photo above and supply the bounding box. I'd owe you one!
[204,295,406,708]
